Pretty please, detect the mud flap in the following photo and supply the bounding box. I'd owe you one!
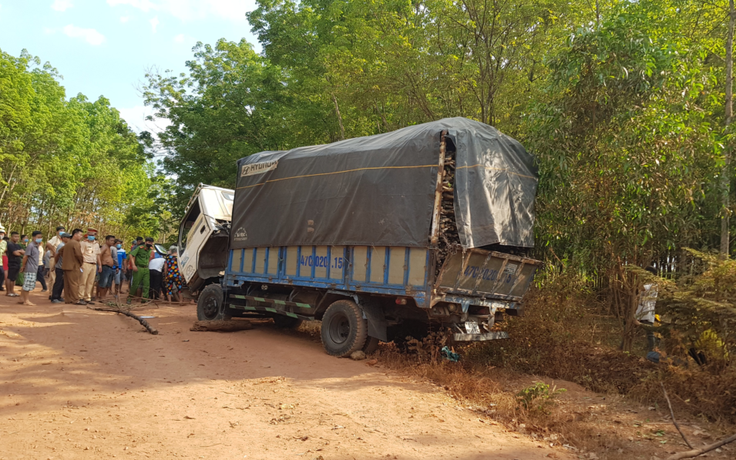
[360,301,387,342]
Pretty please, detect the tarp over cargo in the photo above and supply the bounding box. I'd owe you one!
[231,117,537,250]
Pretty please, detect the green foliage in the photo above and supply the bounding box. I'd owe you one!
[658,249,736,368]
[516,382,566,413]
[0,48,163,241]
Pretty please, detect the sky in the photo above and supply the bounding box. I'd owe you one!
[0,0,260,133]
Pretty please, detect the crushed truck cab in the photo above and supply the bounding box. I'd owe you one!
[178,184,234,293]
[180,117,542,357]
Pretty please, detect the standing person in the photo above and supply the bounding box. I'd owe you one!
[114,239,127,295]
[132,237,144,250]
[97,235,116,301]
[148,249,165,300]
[165,246,184,304]
[128,237,153,304]
[635,266,660,355]
[5,232,24,297]
[46,226,65,286]
[127,239,140,291]
[59,229,84,305]
[50,233,71,303]
[20,234,28,248]
[0,227,6,291]
[35,234,48,292]
[19,231,43,306]
[79,228,101,305]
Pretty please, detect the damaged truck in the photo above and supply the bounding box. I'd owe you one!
[178,117,542,357]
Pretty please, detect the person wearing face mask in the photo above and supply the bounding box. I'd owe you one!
[128,237,153,304]
[46,226,65,287]
[20,234,28,249]
[114,239,127,295]
[34,234,48,292]
[18,231,43,305]
[79,228,102,305]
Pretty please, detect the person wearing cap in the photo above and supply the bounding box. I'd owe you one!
[19,231,43,305]
[50,233,71,303]
[79,228,101,305]
[0,226,6,291]
[46,226,65,286]
[128,237,153,303]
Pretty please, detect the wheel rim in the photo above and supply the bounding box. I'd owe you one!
[203,295,219,319]
[327,312,351,345]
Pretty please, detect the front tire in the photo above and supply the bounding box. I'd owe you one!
[321,300,368,357]
[196,284,230,321]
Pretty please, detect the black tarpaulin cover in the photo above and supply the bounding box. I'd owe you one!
[231,117,537,250]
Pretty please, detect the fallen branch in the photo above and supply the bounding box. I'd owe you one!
[190,320,252,332]
[666,433,736,460]
[87,305,158,335]
[661,382,693,449]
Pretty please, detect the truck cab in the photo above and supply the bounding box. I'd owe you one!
[178,184,234,293]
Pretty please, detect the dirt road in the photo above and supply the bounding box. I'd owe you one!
[0,290,567,460]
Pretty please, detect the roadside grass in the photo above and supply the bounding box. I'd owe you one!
[292,282,736,458]
[369,278,736,458]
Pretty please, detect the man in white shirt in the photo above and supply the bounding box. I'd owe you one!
[46,226,65,287]
[148,253,166,300]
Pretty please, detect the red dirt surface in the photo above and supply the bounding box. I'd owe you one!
[0,290,569,460]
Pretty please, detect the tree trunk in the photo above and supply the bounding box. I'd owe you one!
[331,93,346,141]
[721,0,734,259]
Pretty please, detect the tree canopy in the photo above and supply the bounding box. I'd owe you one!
[0,48,165,240]
[141,0,735,349]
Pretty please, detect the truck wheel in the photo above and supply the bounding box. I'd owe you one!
[197,284,230,321]
[273,315,303,329]
[321,300,368,357]
[363,336,380,354]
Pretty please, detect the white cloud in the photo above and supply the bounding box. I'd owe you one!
[51,0,73,11]
[205,0,250,21]
[117,105,170,135]
[62,24,106,45]
[106,0,155,12]
[149,16,159,33]
[106,0,252,23]
[120,16,130,23]
[173,33,185,43]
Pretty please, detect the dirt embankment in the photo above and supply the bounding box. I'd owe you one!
[0,291,567,460]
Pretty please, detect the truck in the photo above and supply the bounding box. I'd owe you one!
[178,117,542,357]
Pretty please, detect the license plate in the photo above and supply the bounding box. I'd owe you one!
[464,321,481,334]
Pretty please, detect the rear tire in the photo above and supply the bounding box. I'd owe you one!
[321,300,368,357]
[363,336,380,354]
[197,284,230,321]
[273,315,303,329]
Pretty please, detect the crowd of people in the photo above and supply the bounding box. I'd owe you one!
[0,226,185,306]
